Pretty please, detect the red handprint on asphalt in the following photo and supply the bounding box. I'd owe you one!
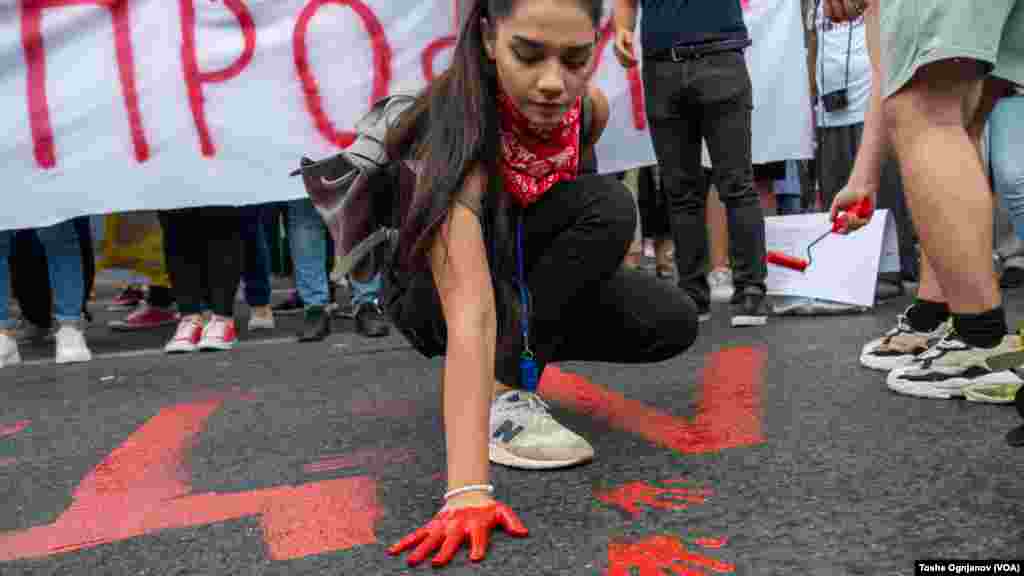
[607,534,735,576]
[596,478,712,517]
[387,502,528,567]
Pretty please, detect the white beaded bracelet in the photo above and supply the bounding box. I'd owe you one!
[444,484,494,501]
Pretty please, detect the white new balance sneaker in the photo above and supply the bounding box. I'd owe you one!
[489,390,594,470]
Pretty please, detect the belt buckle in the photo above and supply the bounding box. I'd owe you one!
[670,45,695,62]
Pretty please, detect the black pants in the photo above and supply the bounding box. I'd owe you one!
[638,165,671,239]
[643,50,767,308]
[817,124,918,281]
[10,216,94,328]
[389,175,699,388]
[158,207,242,317]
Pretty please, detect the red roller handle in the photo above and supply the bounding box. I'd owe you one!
[766,250,808,271]
[832,196,874,233]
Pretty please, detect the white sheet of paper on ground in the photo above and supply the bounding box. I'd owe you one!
[765,209,900,307]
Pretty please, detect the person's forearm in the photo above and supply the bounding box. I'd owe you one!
[848,6,886,191]
[613,0,638,32]
[443,307,496,492]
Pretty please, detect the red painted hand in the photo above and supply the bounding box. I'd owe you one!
[387,502,529,567]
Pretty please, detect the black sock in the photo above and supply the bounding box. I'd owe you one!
[952,307,1007,349]
[906,298,950,332]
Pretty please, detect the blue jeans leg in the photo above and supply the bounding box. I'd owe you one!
[991,96,1024,244]
[285,198,328,308]
[35,219,84,324]
[0,230,12,330]
[240,204,273,307]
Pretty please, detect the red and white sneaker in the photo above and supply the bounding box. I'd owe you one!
[165,316,204,354]
[109,305,180,332]
[107,286,145,311]
[198,316,237,351]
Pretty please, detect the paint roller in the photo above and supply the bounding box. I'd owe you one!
[766,196,874,272]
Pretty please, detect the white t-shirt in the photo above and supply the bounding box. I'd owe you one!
[814,3,870,128]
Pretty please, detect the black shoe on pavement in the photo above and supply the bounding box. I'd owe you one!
[697,302,711,323]
[297,305,331,342]
[730,286,769,327]
[1000,267,1024,290]
[273,292,304,315]
[355,300,390,338]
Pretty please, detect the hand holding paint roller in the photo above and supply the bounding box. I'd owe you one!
[766,196,874,272]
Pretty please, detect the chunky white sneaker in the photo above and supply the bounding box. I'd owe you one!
[860,312,951,371]
[708,267,735,303]
[887,333,1024,400]
[55,323,92,365]
[165,317,204,354]
[489,390,594,470]
[0,333,21,368]
[198,316,237,351]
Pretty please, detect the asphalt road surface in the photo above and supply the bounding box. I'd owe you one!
[2,281,1022,575]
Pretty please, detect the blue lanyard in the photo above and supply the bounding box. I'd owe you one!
[517,212,538,390]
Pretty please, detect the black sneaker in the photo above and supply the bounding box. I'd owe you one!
[730,286,769,327]
[355,300,391,338]
[272,291,304,315]
[697,302,711,323]
[1001,267,1024,290]
[297,305,331,342]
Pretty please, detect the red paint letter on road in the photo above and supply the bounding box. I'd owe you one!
[179,0,256,156]
[294,0,392,149]
[0,393,381,562]
[539,347,764,454]
[20,0,150,168]
[607,534,736,576]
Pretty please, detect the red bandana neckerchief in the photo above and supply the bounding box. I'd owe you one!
[497,92,581,207]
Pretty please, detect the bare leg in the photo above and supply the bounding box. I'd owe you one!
[884,60,999,314]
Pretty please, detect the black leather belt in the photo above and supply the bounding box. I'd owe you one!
[644,37,752,62]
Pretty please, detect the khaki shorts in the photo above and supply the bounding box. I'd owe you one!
[881,0,1024,98]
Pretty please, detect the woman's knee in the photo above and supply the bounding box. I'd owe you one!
[590,177,638,246]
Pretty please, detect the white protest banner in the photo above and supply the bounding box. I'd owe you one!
[765,210,901,308]
[2,0,812,232]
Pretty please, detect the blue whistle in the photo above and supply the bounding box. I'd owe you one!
[520,355,539,391]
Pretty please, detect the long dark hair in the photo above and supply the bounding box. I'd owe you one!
[388,0,602,271]
[388,0,602,345]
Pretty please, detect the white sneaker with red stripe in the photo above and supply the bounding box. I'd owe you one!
[199,316,237,351]
[165,316,204,354]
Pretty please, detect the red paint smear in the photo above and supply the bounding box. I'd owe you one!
[304,447,413,474]
[0,458,17,468]
[607,534,735,576]
[0,397,380,562]
[0,420,30,438]
[293,0,392,149]
[596,479,712,517]
[21,0,150,168]
[695,537,727,549]
[539,347,764,455]
[179,0,256,156]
